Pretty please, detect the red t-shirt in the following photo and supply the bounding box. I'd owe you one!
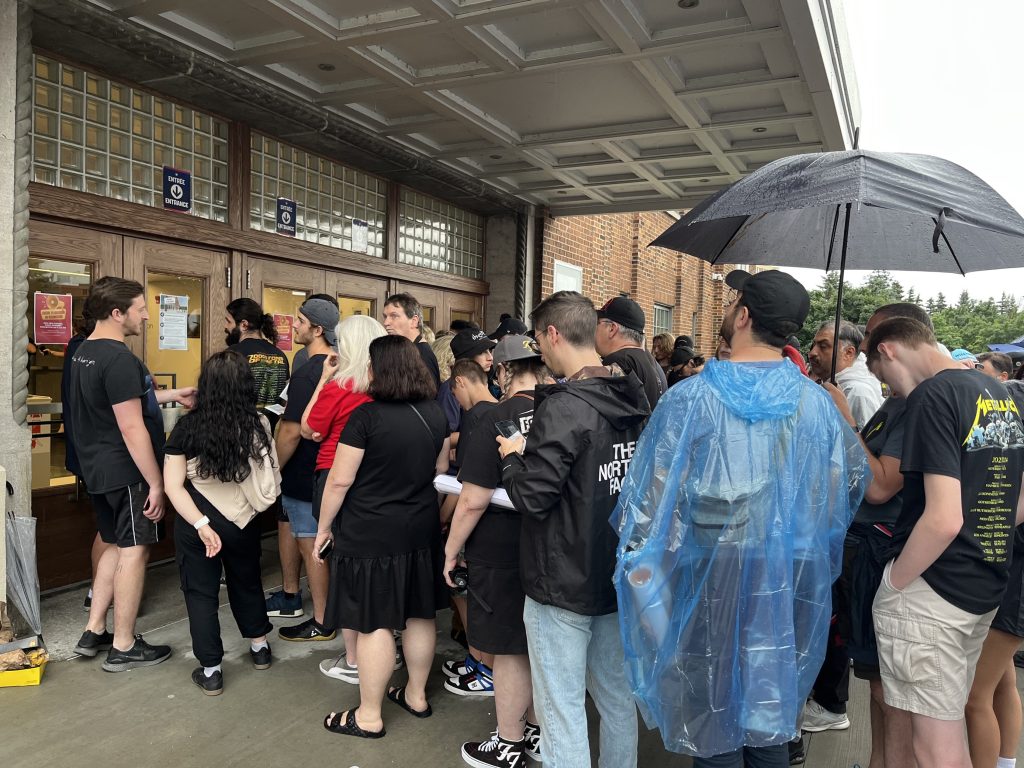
[307,378,373,471]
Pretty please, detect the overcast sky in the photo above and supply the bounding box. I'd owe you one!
[781,0,1024,301]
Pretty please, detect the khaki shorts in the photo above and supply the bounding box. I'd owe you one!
[873,560,996,720]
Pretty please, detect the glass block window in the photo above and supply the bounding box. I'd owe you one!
[398,189,484,278]
[30,55,229,221]
[653,303,673,337]
[250,134,386,258]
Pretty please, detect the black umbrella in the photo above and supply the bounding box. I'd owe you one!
[651,148,1024,376]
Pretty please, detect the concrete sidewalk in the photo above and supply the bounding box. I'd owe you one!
[0,536,929,768]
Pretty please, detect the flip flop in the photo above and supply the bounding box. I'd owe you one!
[386,686,432,718]
[323,709,386,738]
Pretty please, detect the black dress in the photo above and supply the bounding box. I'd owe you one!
[323,399,450,633]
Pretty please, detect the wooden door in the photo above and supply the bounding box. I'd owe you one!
[244,256,326,368]
[327,271,387,322]
[444,290,485,332]
[394,282,443,335]
[124,238,230,389]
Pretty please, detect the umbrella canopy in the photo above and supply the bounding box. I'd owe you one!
[652,150,1024,273]
[987,344,1024,354]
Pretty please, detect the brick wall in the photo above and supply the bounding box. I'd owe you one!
[540,211,734,355]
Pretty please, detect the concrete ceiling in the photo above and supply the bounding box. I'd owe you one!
[68,0,859,215]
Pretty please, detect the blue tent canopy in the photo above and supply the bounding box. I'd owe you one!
[987,344,1024,354]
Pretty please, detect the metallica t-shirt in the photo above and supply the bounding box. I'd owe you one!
[458,391,535,568]
[893,369,1024,614]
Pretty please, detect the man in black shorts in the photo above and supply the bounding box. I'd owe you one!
[69,278,196,671]
[444,335,549,768]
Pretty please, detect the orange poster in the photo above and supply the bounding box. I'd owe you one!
[274,314,293,351]
[33,292,73,344]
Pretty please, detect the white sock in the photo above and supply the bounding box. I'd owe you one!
[250,639,269,652]
[204,664,222,678]
[87,588,93,599]
[996,758,1016,768]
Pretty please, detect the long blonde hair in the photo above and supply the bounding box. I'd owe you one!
[430,334,455,382]
[333,315,386,393]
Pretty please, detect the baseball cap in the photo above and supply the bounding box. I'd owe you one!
[451,328,496,360]
[488,316,528,340]
[670,346,697,366]
[951,348,978,364]
[298,298,339,345]
[725,269,810,338]
[493,334,542,365]
[597,297,645,333]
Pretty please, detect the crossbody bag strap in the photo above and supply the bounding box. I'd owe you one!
[407,403,436,445]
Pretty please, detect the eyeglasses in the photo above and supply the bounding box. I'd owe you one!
[974,363,985,370]
[722,289,738,308]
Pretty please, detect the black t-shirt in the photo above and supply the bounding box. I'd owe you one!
[68,339,165,493]
[280,354,325,501]
[458,391,535,567]
[164,420,221,521]
[854,397,907,526]
[336,400,449,557]
[455,400,498,474]
[231,337,289,428]
[894,369,1024,614]
[417,340,441,387]
[602,347,667,411]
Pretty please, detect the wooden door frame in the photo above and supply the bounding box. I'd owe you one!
[244,255,326,300]
[29,219,120,280]
[123,237,231,365]
[327,271,388,322]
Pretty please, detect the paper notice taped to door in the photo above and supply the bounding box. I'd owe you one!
[158,294,188,350]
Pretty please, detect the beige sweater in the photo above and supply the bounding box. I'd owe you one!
[187,417,281,529]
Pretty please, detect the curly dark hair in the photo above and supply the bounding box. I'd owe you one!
[171,350,273,483]
[368,335,437,401]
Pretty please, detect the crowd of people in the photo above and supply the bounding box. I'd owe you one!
[63,271,1024,768]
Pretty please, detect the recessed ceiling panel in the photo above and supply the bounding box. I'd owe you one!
[449,65,666,136]
[485,7,604,56]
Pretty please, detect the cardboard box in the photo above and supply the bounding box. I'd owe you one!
[0,649,48,688]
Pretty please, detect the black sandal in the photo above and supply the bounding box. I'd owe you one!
[323,709,386,738]
[386,686,432,718]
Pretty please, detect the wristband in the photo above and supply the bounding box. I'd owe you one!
[194,515,211,530]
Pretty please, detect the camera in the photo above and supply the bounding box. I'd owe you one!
[448,565,469,595]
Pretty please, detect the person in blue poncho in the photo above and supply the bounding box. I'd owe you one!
[612,269,870,767]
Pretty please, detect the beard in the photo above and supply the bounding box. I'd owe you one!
[719,308,735,344]
[225,327,242,346]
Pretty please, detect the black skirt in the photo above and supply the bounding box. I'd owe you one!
[324,546,446,634]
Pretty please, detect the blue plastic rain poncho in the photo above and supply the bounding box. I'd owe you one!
[612,358,869,757]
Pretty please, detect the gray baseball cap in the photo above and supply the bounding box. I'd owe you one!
[492,334,542,365]
[298,298,339,345]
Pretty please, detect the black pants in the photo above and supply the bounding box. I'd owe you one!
[810,582,850,714]
[175,512,273,667]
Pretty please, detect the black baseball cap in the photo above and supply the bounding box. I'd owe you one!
[597,297,645,333]
[670,346,697,366]
[451,328,496,360]
[488,316,528,340]
[725,269,810,338]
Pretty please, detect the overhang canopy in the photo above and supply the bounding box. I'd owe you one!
[34,0,858,216]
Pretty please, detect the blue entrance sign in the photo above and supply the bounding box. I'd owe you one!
[162,167,191,212]
[276,198,297,237]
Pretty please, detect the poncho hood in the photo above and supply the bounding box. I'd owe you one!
[702,357,804,421]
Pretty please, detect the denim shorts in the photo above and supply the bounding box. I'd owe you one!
[282,495,317,538]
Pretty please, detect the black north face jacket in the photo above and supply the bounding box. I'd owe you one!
[502,372,649,616]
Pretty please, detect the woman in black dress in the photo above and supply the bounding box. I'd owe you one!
[314,335,450,738]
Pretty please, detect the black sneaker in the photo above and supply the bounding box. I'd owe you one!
[74,629,113,657]
[250,644,272,670]
[191,667,224,696]
[462,734,526,768]
[788,736,806,765]
[523,721,541,761]
[278,618,336,642]
[101,635,172,672]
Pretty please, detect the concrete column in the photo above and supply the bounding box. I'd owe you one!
[484,213,518,331]
[0,0,34,603]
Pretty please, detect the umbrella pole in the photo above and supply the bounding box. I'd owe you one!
[830,202,854,385]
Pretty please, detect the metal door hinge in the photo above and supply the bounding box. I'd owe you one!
[246,269,252,290]
[226,266,232,288]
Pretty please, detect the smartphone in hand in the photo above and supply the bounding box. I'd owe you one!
[495,419,524,442]
[317,537,334,559]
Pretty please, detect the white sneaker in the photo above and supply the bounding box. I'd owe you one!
[319,652,360,684]
[318,650,404,683]
[801,700,850,732]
